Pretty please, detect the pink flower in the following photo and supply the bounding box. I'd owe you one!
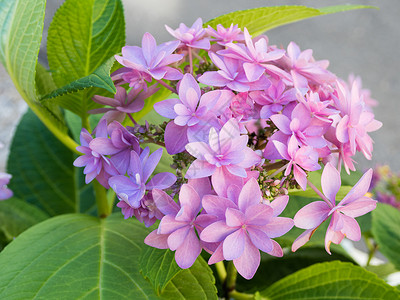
[115,32,183,81]
[205,24,244,45]
[165,18,210,50]
[292,163,377,254]
[144,183,206,269]
[200,178,293,279]
[185,119,261,196]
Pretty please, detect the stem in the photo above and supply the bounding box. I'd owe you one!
[156,79,177,94]
[107,189,116,214]
[226,261,238,295]
[188,46,193,74]
[364,236,377,266]
[307,179,332,207]
[142,138,166,148]
[94,181,111,218]
[263,160,287,171]
[82,114,91,132]
[128,113,137,125]
[215,262,227,283]
[267,164,287,179]
[230,290,255,300]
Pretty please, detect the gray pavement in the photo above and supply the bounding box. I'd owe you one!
[1,0,398,172]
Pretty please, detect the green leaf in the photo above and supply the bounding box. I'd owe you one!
[0,0,74,150]
[205,5,375,36]
[372,203,400,270]
[41,56,117,102]
[7,109,95,216]
[260,261,400,299]
[365,263,398,280]
[236,247,355,294]
[0,197,49,241]
[0,213,217,299]
[160,257,218,300]
[47,0,125,117]
[140,247,182,294]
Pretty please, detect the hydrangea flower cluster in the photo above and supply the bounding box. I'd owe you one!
[0,172,13,200]
[74,18,381,279]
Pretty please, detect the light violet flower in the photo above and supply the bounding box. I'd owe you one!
[89,85,159,124]
[115,32,183,81]
[144,183,204,269]
[165,18,210,50]
[108,147,176,208]
[200,178,293,279]
[154,73,234,154]
[185,118,261,196]
[0,172,13,200]
[111,68,152,90]
[292,163,377,254]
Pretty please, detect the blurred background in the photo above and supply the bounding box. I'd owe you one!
[0,0,399,173]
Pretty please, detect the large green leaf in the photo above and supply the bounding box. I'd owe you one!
[205,5,375,36]
[47,0,125,118]
[237,247,355,294]
[7,109,95,216]
[0,0,74,150]
[259,261,400,299]
[0,213,217,299]
[372,203,400,270]
[0,197,49,241]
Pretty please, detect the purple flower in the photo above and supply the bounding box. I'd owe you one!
[185,118,261,196]
[115,32,183,81]
[111,68,152,90]
[73,120,120,188]
[200,178,293,279]
[292,163,377,254]
[165,18,210,50]
[109,147,176,208]
[144,184,203,269]
[117,191,163,227]
[0,172,13,200]
[89,85,159,124]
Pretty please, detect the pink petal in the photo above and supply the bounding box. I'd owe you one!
[154,98,180,119]
[263,217,294,238]
[339,198,377,218]
[208,243,224,265]
[146,172,176,190]
[200,220,236,243]
[144,230,169,249]
[238,178,262,212]
[211,166,243,198]
[245,204,273,226]
[243,62,265,82]
[293,201,330,229]
[187,177,212,200]
[269,195,289,217]
[321,162,341,205]
[270,114,291,135]
[185,159,216,179]
[168,225,190,251]
[175,229,202,269]
[291,229,315,252]
[223,228,245,260]
[266,240,283,257]
[152,189,180,215]
[178,184,201,214]
[158,215,186,235]
[247,227,273,253]
[233,235,260,280]
[225,208,245,227]
[202,195,237,219]
[340,168,373,205]
[293,165,307,191]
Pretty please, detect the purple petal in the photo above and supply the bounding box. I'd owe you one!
[208,243,224,265]
[158,215,186,235]
[291,229,314,252]
[339,198,377,218]
[146,172,176,190]
[245,204,273,226]
[225,208,245,227]
[269,195,289,217]
[243,62,265,82]
[164,122,188,154]
[185,159,216,179]
[168,225,190,250]
[270,114,291,135]
[178,184,201,215]
[266,240,283,257]
[341,214,361,241]
[211,166,243,197]
[246,227,273,253]
[153,98,180,119]
[89,138,121,155]
[187,177,212,200]
[202,195,237,219]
